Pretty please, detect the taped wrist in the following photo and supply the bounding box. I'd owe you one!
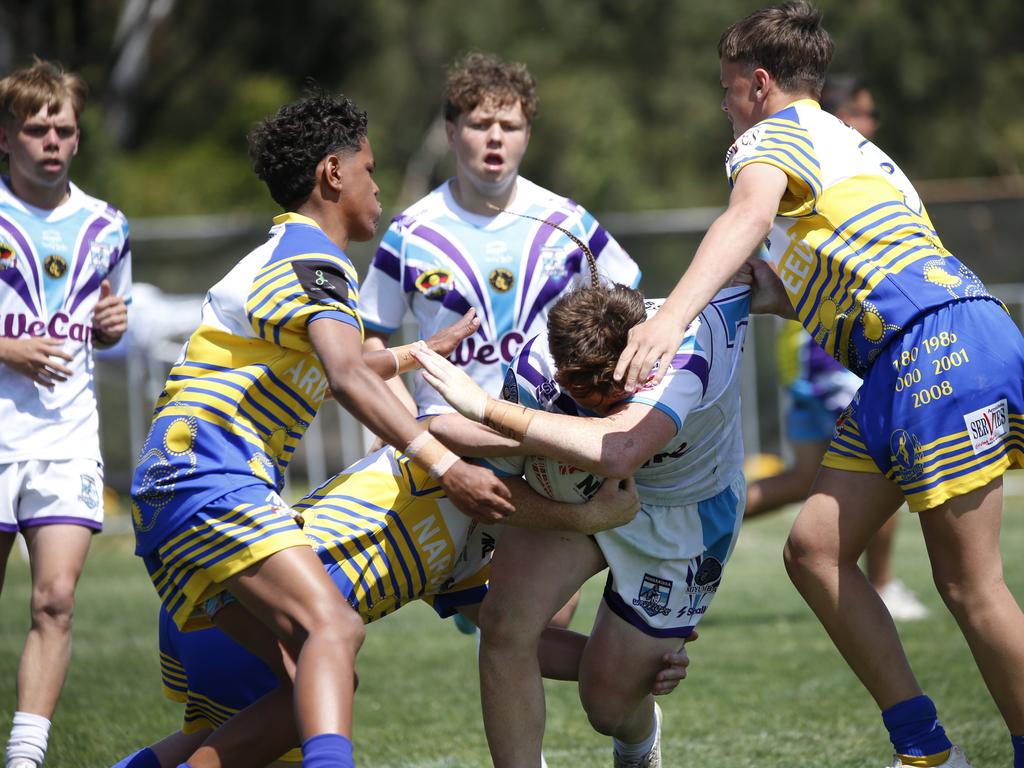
[387,343,421,375]
[483,399,535,440]
[404,430,460,478]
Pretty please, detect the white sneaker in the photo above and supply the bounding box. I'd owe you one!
[7,760,40,768]
[613,702,661,768]
[878,579,930,621]
[887,744,972,767]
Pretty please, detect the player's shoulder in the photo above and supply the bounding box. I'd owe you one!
[516,177,587,218]
[68,183,128,227]
[389,183,452,230]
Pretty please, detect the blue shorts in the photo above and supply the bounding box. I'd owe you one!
[786,393,844,443]
[143,485,309,631]
[158,607,302,762]
[824,299,1024,512]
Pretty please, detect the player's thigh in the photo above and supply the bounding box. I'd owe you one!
[223,544,362,649]
[211,599,296,682]
[579,601,686,710]
[918,477,1005,590]
[22,523,93,598]
[481,527,604,634]
[788,467,903,565]
[0,532,15,588]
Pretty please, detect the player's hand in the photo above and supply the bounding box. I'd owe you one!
[92,279,128,345]
[411,343,489,421]
[731,257,794,318]
[651,631,698,695]
[0,336,74,387]
[424,308,480,357]
[441,460,515,522]
[579,477,640,534]
[613,310,687,392]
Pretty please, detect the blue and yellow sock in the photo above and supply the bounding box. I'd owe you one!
[1011,733,1024,768]
[302,733,355,768]
[882,696,953,767]
[111,747,160,768]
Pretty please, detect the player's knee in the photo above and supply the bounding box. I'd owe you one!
[581,693,630,737]
[930,568,1004,616]
[783,529,822,586]
[31,579,77,629]
[477,595,541,649]
[315,604,365,652]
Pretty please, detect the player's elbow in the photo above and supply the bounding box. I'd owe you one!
[595,447,646,479]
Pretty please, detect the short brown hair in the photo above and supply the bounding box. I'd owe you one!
[718,1,834,97]
[0,58,87,125]
[443,52,538,123]
[547,285,646,394]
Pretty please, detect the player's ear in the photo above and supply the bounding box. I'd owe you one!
[752,68,771,99]
[444,119,456,148]
[320,153,344,195]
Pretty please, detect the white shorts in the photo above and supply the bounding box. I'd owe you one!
[595,473,745,638]
[0,458,104,534]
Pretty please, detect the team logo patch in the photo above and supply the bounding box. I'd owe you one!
[889,429,924,483]
[540,248,567,280]
[79,474,99,510]
[500,367,519,404]
[88,241,115,277]
[414,268,453,299]
[44,254,67,278]
[0,241,16,269]
[488,268,514,293]
[293,261,349,304]
[685,555,723,594]
[633,573,673,617]
[963,398,1009,455]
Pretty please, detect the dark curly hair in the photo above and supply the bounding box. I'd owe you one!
[548,285,646,394]
[248,90,368,209]
[443,52,538,123]
[719,1,834,97]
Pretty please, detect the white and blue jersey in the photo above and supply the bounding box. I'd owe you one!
[0,178,131,463]
[488,287,751,637]
[359,177,640,413]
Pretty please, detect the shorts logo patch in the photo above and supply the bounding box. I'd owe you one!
[889,429,924,483]
[685,554,722,594]
[963,398,1009,455]
[633,573,673,617]
[79,474,99,510]
[414,268,453,300]
[488,268,514,293]
[293,261,349,304]
[44,254,67,278]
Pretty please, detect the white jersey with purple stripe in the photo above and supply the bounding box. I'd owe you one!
[0,179,131,462]
[359,177,640,414]
[493,286,751,506]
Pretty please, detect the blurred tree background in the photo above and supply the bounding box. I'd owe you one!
[1,0,1022,290]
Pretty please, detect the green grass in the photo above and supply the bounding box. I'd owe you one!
[3,485,1024,767]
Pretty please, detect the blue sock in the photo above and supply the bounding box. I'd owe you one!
[111,748,161,768]
[1011,733,1024,768]
[302,734,354,768]
[881,695,952,758]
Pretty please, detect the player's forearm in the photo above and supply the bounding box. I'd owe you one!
[500,475,625,534]
[660,202,774,329]
[429,413,525,457]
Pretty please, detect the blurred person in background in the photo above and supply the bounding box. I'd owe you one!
[0,59,131,768]
[745,73,929,622]
[359,51,641,632]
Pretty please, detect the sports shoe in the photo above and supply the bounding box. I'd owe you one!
[877,579,930,621]
[887,744,972,768]
[6,760,40,768]
[613,702,661,767]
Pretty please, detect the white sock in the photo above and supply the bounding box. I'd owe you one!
[612,709,658,760]
[5,712,50,767]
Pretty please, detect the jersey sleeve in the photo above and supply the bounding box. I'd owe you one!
[578,208,641,289]
[246,251,362,352]
[108,216,132,304]
[727,114,821,217]
[627,322,709,434]
[359,219,409,335]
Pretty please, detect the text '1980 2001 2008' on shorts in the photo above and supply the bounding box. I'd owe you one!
[824,298,1024,513]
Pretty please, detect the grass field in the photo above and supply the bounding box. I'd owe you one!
[3,484,1023,767]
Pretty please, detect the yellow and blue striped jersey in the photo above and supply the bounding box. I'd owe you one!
[294,447,496,623]
[727,99,992,375]
[131,213,363,555]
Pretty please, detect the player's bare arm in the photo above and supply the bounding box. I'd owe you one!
[91,278,129,348]
[429,412,526,457]
[412,343,676,476]
[310,318,513,523]
[500,474,639,534]
[362,308,480,381]
[731,256,796,318]
[613,161,788,390]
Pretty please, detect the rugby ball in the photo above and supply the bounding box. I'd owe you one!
[524,454,604,503]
